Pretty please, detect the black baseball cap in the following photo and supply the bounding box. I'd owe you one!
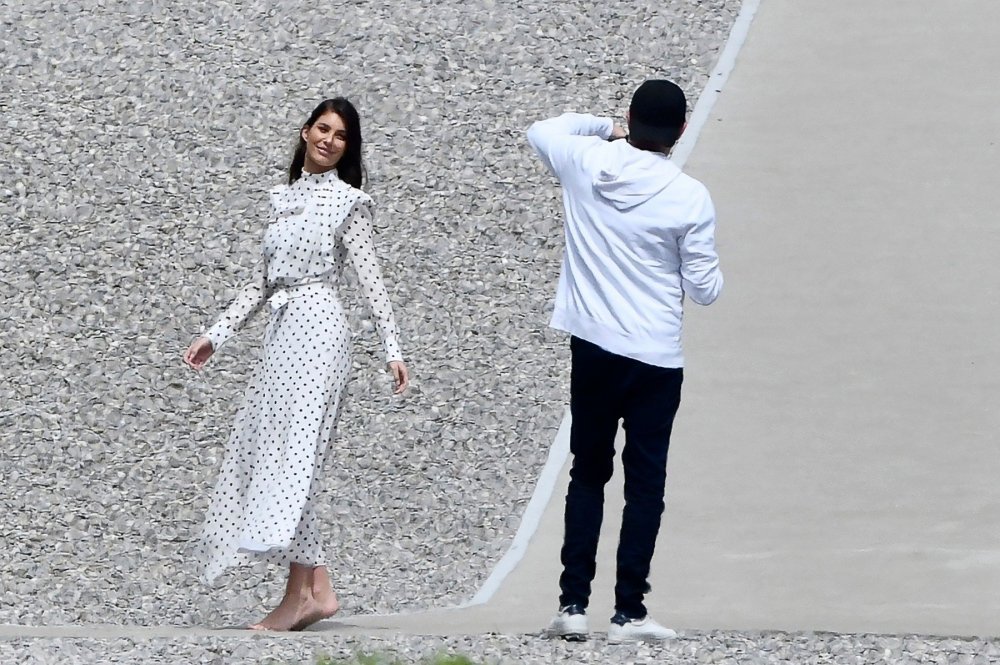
[628,80,687,146]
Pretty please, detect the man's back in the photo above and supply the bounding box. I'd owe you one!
[527,113,723,368]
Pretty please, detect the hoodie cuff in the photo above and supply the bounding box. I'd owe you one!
[596,117,615,140]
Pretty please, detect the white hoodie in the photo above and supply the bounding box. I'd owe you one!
[527,113,722,368]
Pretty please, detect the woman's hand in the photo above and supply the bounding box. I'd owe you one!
[388,360,409,395]
[184,336,215,370]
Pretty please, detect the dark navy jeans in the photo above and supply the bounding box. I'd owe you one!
[558,336,684,619]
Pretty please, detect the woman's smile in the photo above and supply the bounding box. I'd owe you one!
[301,111,348,172]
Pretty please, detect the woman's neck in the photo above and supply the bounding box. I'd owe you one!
[302,158,335,175]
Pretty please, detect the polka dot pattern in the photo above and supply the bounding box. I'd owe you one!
[197,169,403,583]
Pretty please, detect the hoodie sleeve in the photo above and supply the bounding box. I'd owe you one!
[527,113,615,179]
[679,190,723,306]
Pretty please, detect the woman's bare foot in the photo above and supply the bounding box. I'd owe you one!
[251,589,338,632]
[248,565,339,632]
[248,592,311,632]
[288,593,338,631]
[290,568,339,631]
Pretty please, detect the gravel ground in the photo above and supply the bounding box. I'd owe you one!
[2,632,999,664]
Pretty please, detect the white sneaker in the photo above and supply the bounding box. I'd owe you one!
[546,605,588,641]
[607,614,677,643]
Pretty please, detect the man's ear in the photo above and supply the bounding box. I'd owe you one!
[625,110,631,127]
[678,121,688,139]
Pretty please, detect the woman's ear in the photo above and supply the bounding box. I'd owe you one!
[301,125,310,142]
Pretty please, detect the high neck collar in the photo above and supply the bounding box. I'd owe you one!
[300,168,339,183]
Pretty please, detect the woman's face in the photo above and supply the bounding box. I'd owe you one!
[301,110,348,173]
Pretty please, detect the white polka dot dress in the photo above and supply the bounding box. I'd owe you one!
[197,169,403,584]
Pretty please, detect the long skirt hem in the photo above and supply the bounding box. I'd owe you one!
[195,287,350,584]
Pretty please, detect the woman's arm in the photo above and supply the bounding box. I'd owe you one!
[341,199,404,364]
[201,256,271,352]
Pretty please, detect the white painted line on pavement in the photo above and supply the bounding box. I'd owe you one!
[460,409,572,607]
[463,0,763,607]
[671,0,761,168]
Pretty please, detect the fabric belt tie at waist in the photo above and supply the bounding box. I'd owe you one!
[267,281,327,314]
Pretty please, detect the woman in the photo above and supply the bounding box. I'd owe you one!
[183,98,409,632]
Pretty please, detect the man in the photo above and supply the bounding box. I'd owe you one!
[526,79,723,643]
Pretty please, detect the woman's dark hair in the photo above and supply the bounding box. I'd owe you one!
[288,98,366,188]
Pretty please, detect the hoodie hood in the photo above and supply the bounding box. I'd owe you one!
[593,143,683,210]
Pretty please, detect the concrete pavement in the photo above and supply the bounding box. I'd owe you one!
[660,0,1000,637]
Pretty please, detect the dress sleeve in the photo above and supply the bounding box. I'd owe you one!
[340,199,404,363]
[202,255,271,351]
